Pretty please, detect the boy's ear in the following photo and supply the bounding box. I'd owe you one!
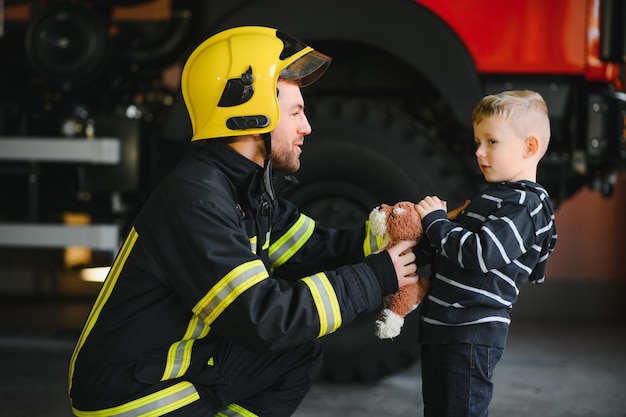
[524,136,540,157]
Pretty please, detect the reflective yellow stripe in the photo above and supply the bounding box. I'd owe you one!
[162,315,210,381]
[262,229,271,251]
[72,381,199,417]
[216,403,259,417]
[269,214,315,269]
[68,227,139,394]
[250,232,270,255]
[193,260,268,325]
[363,220,385,256]
[301,273,342,337]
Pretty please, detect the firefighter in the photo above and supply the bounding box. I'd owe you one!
[68,26,418,417]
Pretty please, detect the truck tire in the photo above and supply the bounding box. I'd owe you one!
[284,98,477,382]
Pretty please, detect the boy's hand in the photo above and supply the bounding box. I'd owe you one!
[416,196,447,218]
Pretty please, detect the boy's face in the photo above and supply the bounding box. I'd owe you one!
[473,117,529,183]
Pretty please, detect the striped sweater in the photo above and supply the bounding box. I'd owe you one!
[417,180,557,347]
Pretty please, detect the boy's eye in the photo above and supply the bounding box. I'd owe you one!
[474,139,496,148]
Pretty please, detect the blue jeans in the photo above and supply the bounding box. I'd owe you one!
[421,343,504,417]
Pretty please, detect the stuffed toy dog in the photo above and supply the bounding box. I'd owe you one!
[369,200,469,339]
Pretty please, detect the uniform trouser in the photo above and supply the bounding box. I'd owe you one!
[169,339,323,417]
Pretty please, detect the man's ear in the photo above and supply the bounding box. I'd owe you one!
[524,135,539,157]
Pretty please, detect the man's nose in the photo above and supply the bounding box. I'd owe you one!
[301,115,312,136]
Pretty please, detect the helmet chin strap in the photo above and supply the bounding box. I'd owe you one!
[261,132,275,203]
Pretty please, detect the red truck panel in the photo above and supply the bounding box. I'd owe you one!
[414,0,619,83]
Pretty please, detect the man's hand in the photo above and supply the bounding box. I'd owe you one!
[386,240,418,288]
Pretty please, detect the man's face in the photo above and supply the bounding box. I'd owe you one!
[270,80,312,172]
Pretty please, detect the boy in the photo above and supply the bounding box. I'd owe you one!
[415,90,558,416]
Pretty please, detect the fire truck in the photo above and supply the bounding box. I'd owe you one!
[1,0,625,381]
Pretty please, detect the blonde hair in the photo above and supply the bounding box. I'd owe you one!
[472,90,551,156]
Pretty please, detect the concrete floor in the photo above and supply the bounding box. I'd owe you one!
[1,298,625,417]
[296,321,626,417]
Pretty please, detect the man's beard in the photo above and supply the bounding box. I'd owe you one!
[271,149,300,173]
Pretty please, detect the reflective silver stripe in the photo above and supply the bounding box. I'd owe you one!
[193,260,268,325]
[301,273,342,337]
[269,214,314,268]
[162,315,210,380]
[216,403,259,417]
[72,381,199,417]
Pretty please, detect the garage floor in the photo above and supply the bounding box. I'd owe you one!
[1,297,625,417]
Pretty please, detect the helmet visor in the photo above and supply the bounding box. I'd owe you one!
[280,50,331,87]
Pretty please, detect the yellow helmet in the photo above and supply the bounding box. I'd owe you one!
[181,26,331,141]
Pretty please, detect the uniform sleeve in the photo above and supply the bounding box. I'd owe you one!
[150,198,392,353]
[268,199,371,277]
[421,202,537,273]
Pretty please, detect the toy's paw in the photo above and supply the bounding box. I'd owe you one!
[375,308,404,339]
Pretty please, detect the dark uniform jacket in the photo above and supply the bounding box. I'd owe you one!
[68,140,396,415]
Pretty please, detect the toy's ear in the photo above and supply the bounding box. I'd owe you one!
[369,206,387,237]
